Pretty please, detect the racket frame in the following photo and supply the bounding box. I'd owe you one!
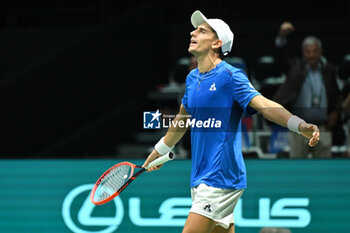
[90,162,140,205]
[90,152,174,205]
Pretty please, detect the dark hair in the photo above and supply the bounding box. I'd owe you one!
[218,49,225,59]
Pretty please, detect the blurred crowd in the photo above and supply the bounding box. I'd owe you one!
[160,21,350,159]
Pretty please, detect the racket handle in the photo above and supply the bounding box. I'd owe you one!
[145,152,175,169]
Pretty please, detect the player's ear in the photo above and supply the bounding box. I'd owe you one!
[212,39,223,50]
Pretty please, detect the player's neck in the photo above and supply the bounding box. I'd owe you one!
[197,55,222,74]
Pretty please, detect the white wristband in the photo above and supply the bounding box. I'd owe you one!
[287,115,305,134]
[155,137,174,155]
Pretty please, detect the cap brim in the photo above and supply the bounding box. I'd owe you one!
[191,10,208,28]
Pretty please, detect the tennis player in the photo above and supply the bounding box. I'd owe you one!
[143,10,320,233]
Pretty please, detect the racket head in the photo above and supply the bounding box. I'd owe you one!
[90,162,136,205]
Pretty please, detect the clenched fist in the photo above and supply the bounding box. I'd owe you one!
[278,22,295,38]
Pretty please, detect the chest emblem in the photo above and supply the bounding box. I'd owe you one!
[209,83,216,91]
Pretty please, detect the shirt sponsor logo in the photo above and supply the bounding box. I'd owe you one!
[209,83,216,91]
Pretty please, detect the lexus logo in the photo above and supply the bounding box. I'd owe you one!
[62,184,124,233]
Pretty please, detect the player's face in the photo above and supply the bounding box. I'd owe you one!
[303,44,322,69]
[188,22,217,56]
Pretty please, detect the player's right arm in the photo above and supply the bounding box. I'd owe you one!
[249,95,320,147]
[142,104,190,171]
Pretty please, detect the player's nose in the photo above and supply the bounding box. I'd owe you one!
[190,29,197,37]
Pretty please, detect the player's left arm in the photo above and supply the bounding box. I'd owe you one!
[249,95,320,147]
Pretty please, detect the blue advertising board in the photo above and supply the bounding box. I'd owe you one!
[0,159,349,233]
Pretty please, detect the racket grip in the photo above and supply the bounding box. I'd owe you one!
[145,152,175,169]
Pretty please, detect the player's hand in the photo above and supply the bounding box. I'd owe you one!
[279,22,294,38]
[142,149,164,172]
[299,122,320,147]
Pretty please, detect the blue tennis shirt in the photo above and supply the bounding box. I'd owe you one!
[182,61,261,189]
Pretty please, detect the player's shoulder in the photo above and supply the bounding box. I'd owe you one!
[188,68,198,76]
[186,68,198,81]
[220,61,248,81]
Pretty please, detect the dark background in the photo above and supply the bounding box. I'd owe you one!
[0,0,349,157]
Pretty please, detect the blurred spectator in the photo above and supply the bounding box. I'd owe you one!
[177,55,198,103]
[272,22,341,158]
[342,82,350,157]
[188,55,198,72]
[259,227,292,233]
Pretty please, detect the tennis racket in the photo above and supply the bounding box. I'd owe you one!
[90,152,174,205]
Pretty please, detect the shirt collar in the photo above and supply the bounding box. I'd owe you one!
[197,60,224,76]
[306,62,322,72]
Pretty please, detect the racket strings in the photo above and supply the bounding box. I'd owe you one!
[94,165,132,202]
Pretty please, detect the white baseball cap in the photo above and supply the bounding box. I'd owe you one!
[191,10,234,56]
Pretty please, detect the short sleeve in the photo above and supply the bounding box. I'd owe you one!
[232,70,261,114]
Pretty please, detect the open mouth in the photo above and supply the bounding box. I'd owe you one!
[190,39,197,45]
